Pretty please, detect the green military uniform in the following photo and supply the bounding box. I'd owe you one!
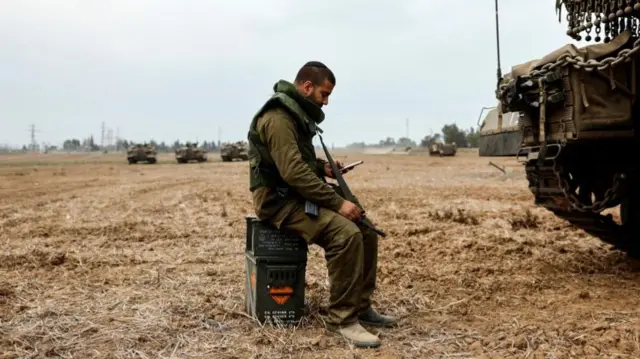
[247,80,379,328]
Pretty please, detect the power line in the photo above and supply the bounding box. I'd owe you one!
[26,124,42,152]
[30,124,36,151]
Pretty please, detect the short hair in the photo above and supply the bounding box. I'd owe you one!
[294,61,336,86]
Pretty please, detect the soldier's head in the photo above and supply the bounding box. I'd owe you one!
[294,61,335,108]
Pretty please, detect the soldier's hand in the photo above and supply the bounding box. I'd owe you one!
[324,161,348,178]
[324,163,333,178]
[338,200,362,222]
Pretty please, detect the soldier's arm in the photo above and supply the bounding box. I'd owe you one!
[315,158,328,177]
[259,112,345,212]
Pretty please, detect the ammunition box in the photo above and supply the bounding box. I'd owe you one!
[245,215,308,259]
[244,252,307,325]
[244,215,308,325]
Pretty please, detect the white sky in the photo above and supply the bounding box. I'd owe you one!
[0,0,588,147]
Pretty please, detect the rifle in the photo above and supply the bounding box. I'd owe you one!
[305,199,386,237]
[304,128,386,238]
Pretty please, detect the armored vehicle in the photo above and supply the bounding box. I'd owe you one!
[220,141,249,162]
[496,1,640,256]
[477,106,523,156]
[175,142,207,163]
[429,142,457,157]
[126,143,157,164]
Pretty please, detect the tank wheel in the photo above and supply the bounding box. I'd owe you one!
[221,156,231,162]
[128,158,136,164]
[240,155,249,161]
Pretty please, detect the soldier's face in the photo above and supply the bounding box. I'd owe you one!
[300,79,334,108]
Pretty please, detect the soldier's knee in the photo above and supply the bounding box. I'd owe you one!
[335,220,362,250]
[323,215,362,250]
[362,227,378,242]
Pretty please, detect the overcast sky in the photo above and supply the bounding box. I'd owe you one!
[1,0,587,148]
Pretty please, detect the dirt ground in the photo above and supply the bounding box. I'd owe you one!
[2,150,640,359]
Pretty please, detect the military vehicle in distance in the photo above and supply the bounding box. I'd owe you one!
[220,141,249,162]
[477,106,522,156]
[496,1,640,257]
[126,143,157,164]
[175,142,208,164]
[428,142,457,157]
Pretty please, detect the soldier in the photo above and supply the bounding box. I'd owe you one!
[247,61,397,348]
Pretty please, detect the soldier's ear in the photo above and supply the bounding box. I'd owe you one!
[300,81,314,96]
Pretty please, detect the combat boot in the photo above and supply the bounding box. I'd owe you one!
[358,307,398,328]
[326,322,381,348]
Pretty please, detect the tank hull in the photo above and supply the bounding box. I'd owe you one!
[478,130,522,156]
[496,26,640,257]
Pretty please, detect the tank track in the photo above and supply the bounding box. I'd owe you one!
[518,143,637,256]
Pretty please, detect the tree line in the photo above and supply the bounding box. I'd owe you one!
[60,138,221,152]
[346,123,480,149]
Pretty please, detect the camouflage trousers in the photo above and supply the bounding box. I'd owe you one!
[267,192,379,327]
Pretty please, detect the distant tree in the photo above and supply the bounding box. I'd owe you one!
[396,137,417,148]
[420,133,441,147]
[441,124,468,147]
[466,127,480,148]
[85,135,100,151]
[63,138,82,151]
[379,137,395,146]
[346,142,366,148]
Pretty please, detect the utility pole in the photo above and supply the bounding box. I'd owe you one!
[101,122,105,149]
[30,124,37,152]
[116,127,120,151]
[218,126,221,148]
[30,124,36,151]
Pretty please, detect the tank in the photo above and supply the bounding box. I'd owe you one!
[220,141,249,162]
[496,1,640,257]
[477,106,523,156]
[175,141,208,163]
[428,142,457,157]
[126,143,157,164]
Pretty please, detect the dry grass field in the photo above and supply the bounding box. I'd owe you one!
[2,150,640,358]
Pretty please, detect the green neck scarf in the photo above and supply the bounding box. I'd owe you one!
[272,80,325,125]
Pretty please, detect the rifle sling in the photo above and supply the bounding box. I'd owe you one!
[316,129,385,237]
[316,131,356,202]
